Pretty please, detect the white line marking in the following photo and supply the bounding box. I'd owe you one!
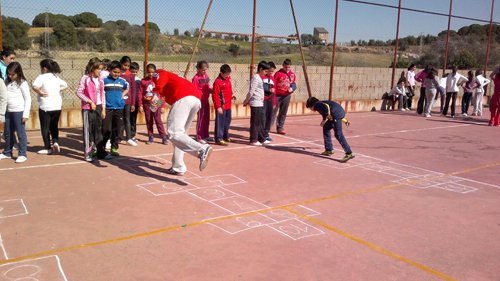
[0,234,9,260]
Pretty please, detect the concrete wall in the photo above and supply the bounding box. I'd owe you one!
[13,59,494,130]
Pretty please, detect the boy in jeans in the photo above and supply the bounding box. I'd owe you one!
[306,97,354,163]
[272,59,297,135]
[212,64,234,146]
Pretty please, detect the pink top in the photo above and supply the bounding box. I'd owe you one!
[192,73,211,101]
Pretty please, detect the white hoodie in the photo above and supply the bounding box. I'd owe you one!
[6,80,31,119]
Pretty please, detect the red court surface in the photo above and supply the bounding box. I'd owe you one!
[0,109,499,281]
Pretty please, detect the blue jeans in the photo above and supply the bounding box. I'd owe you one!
[214,109,232,141]
[2,111,28,157]
[323,118,352,154]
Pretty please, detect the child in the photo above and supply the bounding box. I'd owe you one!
[263,61,276,142]
[153,69,213,175]
[76,58,108,162]
[443,66,468,118]
[388,78,407,111]
[306,96,354,162]
[461,71,479,116]
[212,64,233,146]
[100,58,111,80]
[192,61,212,143]
[0,62,31,163]
[273,58,297,135]
[423,68,440,117]
[0,47,16,81]
[32,59,68,155]
[129,62,141,141]
[489,67,500,126]
[472,69,491,117]
[243,61,270,145]
[138,64,168,145]
[119,56,137,146]
[97,60,128,158]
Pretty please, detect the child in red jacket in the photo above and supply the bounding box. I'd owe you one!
[272,59,297,135]
[212,64,233,146]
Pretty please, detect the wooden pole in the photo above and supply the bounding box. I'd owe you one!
[328,0,339,101]
[442,0,453,76]
[289,0,312,98]
[184,0,214,78]
[391,0,402,87]
[250,0,257,79]
[144,0,149,76]
[484,0,495,75]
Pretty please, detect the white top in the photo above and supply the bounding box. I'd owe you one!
[32,73,68,111]
[446,73,468,92]
[92,77,102,105]
[439,77,447,88]
[0,79,7,122]
[406,70,416,87]
[475,75,490,93]
[6,80,31,119]
[244,74,265,107]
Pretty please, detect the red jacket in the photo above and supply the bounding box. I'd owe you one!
[212,74,233,110]
[274,68,296,96]
[153,70,201,105]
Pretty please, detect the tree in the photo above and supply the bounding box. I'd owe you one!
[32,13,72,27]
[142,22,160,33]
[184,30,191,37]
[72,12,102,28]
[52,19,77,48]
[2,16,31,50]
[228,43,240,56]
[115,20,130,30]
[451,50,478,69]
[173,28,179,36]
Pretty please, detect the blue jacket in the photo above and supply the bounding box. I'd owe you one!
[313,100,345,121]
[104,76,128,109]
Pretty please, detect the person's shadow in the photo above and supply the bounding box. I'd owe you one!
[264,144,346,163]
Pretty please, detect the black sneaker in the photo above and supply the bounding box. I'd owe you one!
[341,153,355,163]
[165,168,185,176]
[199,146,213,171]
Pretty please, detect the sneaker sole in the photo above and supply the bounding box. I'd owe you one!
[341,155,355,163]
[199,147,213,171]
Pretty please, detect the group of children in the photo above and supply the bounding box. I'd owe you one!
[389,64,499,126]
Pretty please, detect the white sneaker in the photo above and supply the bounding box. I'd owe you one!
[37,149,53,155]
[127,139,138,147]
[199,145,213,171]
[263,140,271,145]
[15,156,27,163]
[52,142,60,153]
[250,141,262,146]
[0,154,11,160]
[105,140,111,150]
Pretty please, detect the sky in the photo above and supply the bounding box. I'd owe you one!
[2,0,499,43]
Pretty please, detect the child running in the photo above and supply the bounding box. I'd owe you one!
[306,96,354,162]
[192,61,212,143]
[32,59,68,155]
[138,63,168,145]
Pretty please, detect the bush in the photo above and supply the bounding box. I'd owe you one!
[228,44,240,57]
[2,16,31,50]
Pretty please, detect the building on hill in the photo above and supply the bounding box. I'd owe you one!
[313,27,329,45]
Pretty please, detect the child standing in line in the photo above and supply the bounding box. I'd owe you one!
[212,64,233,146]
[461,71,479,117]
[100,59,111,80]
[272,58,297,135]
[129,62,141,142]
[0,62,31,163]
[192,61,212,143]
[76,58,109,162]
[423,68,440,117]
[243,61,270,146]
[119,56,137,146]
[0,47,16,81]
[138,63,168,145]
[472,69,491,117]
[306,96,354,163]
[489,67,500,126]
[32,59,68,155]
[98,61,128,158]
[263,61,276,142]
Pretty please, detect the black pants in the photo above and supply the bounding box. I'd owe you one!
[122,104,132,140]
[407,86,415,109]
[38,109,61,149]
[130,104,138,138]
[461,92,472,114]
[98,109,123,156]
[417,87,426,114]
[443,92,458,116]
[263,97,274,138]
[82,106,103,157]
[273,95,291,132]
[250,106,265,143]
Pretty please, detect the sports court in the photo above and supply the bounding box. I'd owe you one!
[0,110,499,281]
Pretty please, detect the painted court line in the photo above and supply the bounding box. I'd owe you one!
[284,207,458,281]
[0,234,8,260]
